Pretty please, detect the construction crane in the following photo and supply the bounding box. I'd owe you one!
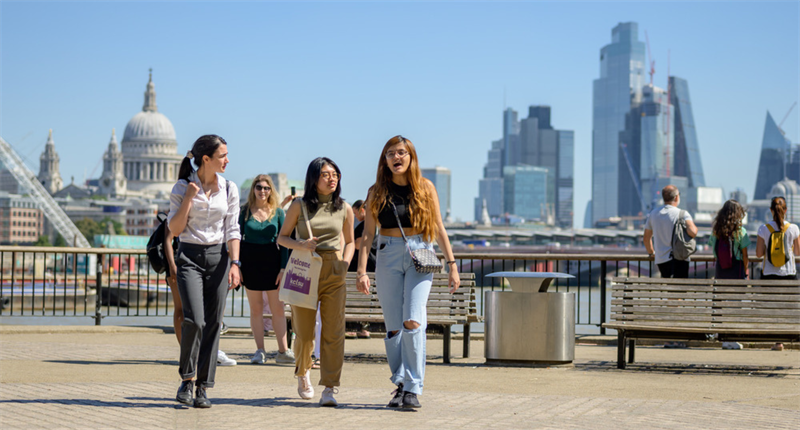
[0,136,91,248]
[778,101,797,132]
[645,31,656,86]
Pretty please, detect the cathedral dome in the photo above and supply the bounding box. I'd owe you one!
[120,71,178,155]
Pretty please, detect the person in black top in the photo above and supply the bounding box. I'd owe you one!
[347,200,374,339]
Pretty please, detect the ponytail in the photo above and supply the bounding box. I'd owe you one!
[771,196,787,225]
[178,134,228,181]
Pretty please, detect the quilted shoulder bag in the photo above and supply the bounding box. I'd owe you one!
[390,201,442,274]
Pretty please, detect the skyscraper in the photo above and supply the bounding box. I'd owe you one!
[422,167,451,221]
[591,22,646,224]
[754,111,792,200]
[669,76,705,188]
[503,165,549,222]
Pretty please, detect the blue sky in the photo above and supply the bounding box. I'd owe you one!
[1,1,798,226]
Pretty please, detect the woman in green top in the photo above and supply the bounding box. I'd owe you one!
[239,174,294,365]
[709,199,750,280]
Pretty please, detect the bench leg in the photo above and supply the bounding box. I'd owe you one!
[443,325,451,364]
[627,339,636,364]
[617,331,626,370]
[463,323,471,358]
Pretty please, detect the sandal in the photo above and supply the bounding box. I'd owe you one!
[312,358,321,369]
[345,332,358,339]
[772,343,784,351]
[357,330,371,339]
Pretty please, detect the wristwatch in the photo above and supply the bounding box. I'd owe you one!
[231,260,242,268]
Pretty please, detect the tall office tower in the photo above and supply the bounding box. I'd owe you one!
[38,129,63,195]
[503,108,520,169]
[618,84,675,215]
[503,165,550,222]
[557,130,574,228]
[669,77,705,188]
[591,22,646,225]
[754,111,792,199]
[518,106,573,227]
[476,138,505,222]
[788,144,800,183]
[729,188,748,205]
[485,139,504,179]
[422,167,451,220]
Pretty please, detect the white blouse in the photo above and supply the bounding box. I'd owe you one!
[167,171,241,245]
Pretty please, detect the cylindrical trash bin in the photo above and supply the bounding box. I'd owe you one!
[484,272,576,367]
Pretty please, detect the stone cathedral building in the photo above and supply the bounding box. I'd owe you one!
[39,71,183,199]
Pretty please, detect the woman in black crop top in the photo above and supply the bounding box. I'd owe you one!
[356,135,459,409]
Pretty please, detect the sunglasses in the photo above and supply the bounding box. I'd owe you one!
[254,185,271,192]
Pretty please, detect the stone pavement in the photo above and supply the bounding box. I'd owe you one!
[0,326,798,429]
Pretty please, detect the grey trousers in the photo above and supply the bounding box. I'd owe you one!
[176,242,230,388]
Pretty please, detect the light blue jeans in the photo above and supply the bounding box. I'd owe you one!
[375,234,433,395]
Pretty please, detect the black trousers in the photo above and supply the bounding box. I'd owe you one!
[657,259,689,279]
[176,242,230,388]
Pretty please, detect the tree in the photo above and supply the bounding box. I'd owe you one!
[54,234,67,247]
[34,235,52,246]
[75,218,102,243]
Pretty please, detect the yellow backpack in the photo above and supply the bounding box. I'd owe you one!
[766,223,790,267]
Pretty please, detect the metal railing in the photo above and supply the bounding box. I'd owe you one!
[1,246,795,331]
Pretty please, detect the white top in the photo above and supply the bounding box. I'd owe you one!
[644,205,693,265]
[757,220,799,276]
[168,171,241,245]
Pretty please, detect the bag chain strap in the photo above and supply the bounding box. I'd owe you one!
[389,201,411,247]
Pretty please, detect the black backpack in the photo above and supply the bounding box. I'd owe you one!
[146,212,177,274]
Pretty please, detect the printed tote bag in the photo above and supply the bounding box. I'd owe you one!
[279,200,322,309]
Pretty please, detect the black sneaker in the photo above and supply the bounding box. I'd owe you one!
[194,386,211,408]
[402,391,421,409]
[387,383,404,408]
[176,380,193,405]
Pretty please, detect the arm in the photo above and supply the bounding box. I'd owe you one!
[227,238,240,289]
[742,247,749,278]
[277,200,318,251]
[756,236,765,258]
[428,181,460,293]
[794,236,800,256]
[224,183,242,289]
[643,229,654,256]
[167,181,199,236]
[356,193,377,295]
[341,204,355,265]
[164,223,178,285]
[685,218,698,238]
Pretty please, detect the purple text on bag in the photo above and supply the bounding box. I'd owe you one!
[283,270,311,294]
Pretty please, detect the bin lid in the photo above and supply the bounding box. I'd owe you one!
[486,272,575,293]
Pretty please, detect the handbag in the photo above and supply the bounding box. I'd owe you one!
[278,200,323,309]
[390,201,442,274]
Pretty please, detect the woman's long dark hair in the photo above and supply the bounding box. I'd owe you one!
[178,134,228,181]
[302,157,343,213]
[712,199,745,240]
[771,196,787,226]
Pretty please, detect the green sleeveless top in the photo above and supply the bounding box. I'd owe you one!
[296,194,347,252]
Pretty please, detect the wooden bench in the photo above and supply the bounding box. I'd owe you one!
[602,277,800,369]
[277,272,479,363]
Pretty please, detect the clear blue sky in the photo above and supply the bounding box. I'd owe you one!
[2,1,798,226]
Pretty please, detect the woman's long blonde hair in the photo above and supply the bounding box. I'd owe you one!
[368,135,438,242]
[245,174,279,221]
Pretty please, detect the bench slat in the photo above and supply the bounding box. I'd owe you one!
[611,277,799,286]
[612,291,800,301]
[602,323,800,335]
[611,299,800,309]
[612,314,800,324]
[613,285,800,294]
[605,321,800,330]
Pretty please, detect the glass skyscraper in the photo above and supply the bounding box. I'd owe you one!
[670,76,705,188]
[754,111,792,200]
[591,22,646,225]
[503,165,549,222]
[421,166,451,220]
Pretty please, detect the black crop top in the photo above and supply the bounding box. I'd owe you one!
[377,182,413,229]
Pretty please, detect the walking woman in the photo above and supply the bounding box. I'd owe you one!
[168,134,241,408]
[756,196,800,281]
[355,135,460,409]
[709,200,750,280]
[277,157,354,407]
[239,174,295,365]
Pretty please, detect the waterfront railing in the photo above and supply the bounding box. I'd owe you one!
[0,246,796,332]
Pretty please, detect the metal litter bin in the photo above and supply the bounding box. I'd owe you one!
[484,272,575,367]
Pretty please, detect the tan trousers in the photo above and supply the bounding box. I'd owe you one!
[291,251,347,387]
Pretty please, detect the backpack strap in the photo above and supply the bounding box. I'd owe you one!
[767,224,776,234]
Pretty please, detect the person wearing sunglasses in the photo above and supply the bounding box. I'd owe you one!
[238,174,295,366]
[356,135,460,409]
[278,157,355,407]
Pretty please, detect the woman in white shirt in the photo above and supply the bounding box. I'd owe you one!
[167,134,241,408]
[756,196,800,281]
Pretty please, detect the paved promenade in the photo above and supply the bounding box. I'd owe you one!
[0,325,798,429]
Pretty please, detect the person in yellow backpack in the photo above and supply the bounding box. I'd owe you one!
[756,196,800,351]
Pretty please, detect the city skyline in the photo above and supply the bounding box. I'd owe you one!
[1,1,798,225]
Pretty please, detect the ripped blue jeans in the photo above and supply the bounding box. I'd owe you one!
[375,234,433,395]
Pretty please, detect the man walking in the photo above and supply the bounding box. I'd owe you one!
[643,185,697,278]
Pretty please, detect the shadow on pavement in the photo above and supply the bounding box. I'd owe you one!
[576,360,799,378]
[43,360,177,366]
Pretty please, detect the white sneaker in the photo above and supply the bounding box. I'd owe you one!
[722,342,743,350]
[319,387,338,407]
[275,349,296,365]
[297,370,314,400]
[217,350,237,366]
[250,349,267,364]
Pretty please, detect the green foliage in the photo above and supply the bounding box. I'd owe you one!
[75,217,127,243]
[34,235,52,246]
[54,234,67,247]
